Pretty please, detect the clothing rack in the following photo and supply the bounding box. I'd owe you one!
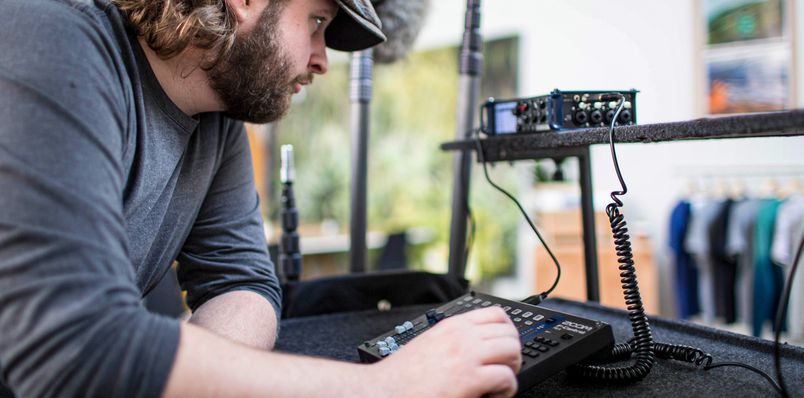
[676,165,804,199]
[675,165,804,178]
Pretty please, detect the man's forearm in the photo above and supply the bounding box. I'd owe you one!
[163,323,377,398]
[165,307,520,398]
[188,290,278,349]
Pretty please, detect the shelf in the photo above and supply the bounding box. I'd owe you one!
[441,110,804,162]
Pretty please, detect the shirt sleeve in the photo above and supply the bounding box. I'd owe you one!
[0,2,179,397]
[176,120,282,319]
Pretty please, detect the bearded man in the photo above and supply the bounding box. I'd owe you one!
[0,1,521,397]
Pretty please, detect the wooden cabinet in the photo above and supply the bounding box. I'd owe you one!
[534,209,659,313]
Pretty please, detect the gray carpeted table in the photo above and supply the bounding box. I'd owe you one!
[440,110,804,162]
[275,298,804,397]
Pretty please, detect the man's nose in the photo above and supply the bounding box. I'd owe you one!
[309,37,328,75]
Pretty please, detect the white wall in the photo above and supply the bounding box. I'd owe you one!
[414,0,804,315]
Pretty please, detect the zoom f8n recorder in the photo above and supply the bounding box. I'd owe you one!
[481,89,638,135]
[358,292,615,392]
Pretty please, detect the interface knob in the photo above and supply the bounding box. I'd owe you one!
[425,309,437,325]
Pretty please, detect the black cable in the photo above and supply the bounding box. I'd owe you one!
[706,362,782,395]
[473,132,561,302]
[774,235,804,398]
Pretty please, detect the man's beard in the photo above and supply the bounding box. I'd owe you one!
[209,4,304,124]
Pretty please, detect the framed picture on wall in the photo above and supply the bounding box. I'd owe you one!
[701,0,795,114]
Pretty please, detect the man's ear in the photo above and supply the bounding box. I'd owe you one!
[225,0,252,25]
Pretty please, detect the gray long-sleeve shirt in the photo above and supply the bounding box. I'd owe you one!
[0,0,282,396]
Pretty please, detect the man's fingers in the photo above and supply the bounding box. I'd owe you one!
[476,364,518,398]
[458,306,511,325]
[476,323,520,340]
[435,307,521,374]
[478,337,522,373]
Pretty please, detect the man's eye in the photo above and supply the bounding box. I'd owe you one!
[313,16,326,31]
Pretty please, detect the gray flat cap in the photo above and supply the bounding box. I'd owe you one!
[326,0,387,51]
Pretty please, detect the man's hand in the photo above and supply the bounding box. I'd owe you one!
[373,307,522,398]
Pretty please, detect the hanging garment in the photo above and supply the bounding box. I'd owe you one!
[770,194,804,340]
[668,200,700,319]
[752,199,785,337]
[685,198,723,323]
[726,198,764,326]
[787,220,804,340]
[771,195,804,266]
[710,199,737,324]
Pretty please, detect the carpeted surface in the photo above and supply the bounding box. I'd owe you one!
[275,298,804,397]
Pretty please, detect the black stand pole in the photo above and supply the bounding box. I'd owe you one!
[448,0,483,279]
[578,148,600,301]
[349,49,374,273]
[279,145,302,282]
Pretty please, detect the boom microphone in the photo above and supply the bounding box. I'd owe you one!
[371,0,430,64]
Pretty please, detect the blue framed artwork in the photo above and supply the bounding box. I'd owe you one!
[702,0,793,114]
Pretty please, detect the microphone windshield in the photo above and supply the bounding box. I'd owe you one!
[372,0,430,64]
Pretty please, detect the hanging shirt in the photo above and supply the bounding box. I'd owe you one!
[726,198,764,326]
[668,200,700,319]
[710,199,737,323]
[685,198,723,323]
[787,220,804,340]
[752,199,784,337]
[770,194,804,340]
[771,195,804,266]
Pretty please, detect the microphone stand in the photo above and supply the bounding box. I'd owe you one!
[279,145,302,282]
[448,0,483,279]
[349,49,374,273]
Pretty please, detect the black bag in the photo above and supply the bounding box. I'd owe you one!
[281,270,468,318]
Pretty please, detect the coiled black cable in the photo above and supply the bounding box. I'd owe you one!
[570,95,655,380]
[653,341,712,366]
[587,338,712,367]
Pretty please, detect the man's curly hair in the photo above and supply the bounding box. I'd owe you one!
[112,0,236,70]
